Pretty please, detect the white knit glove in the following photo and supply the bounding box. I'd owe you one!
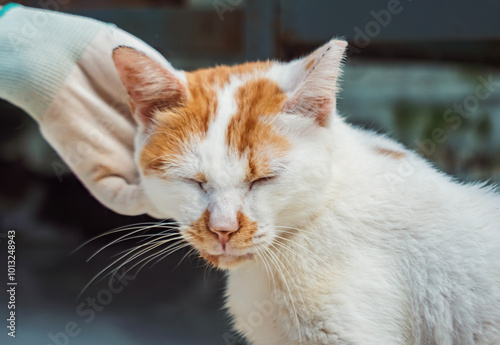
[0,4,167,217]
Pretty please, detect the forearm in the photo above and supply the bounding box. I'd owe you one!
[0,4,167,217]
[0,4,105,120]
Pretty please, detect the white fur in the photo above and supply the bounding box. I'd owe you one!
[226,116,500,344]
[134,40,500,344]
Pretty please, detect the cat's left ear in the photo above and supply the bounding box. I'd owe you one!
[281,39,347,127]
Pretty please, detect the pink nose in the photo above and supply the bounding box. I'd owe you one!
[208,224,239,250]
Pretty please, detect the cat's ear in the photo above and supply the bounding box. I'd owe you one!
[112,46,188,129]
[282,39,347,127]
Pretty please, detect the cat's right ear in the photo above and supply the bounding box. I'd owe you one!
[112,46,188,129]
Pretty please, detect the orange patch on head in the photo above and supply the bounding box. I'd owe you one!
[140,62,272,175]
[226,79,291,181]
[376,147,406,160]
[186,210,258,268]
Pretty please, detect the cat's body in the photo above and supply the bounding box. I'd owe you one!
[227,117,500,344]
[112,39,500,344]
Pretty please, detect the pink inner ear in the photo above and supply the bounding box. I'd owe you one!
[283,94,334,127]
[112,46,187,127]
[282,39,346,127]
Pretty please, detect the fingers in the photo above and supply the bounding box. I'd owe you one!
[92,175,161,217]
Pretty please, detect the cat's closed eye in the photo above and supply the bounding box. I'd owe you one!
[250,176,276,190]
[185,178,205,192]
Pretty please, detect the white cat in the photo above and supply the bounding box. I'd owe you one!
[112,39,500,344]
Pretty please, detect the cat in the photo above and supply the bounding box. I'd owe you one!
[112,39,500,345]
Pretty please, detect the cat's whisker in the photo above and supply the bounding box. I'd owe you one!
[125,241,190,279]
[179,235,218,281]
[272,227,318,241]
[174,246,197,270]
[109,236,185,276]
[266,241,309,293]
[256,247,277,297]
[261,240,303,343]
[99,232,180,263]
[256,247,272,287]
[272,229,319,245]
[274,225,317,235]
[272,234,324,264]
[202,260,213,283]
[78,235,184,298]
[107,237,188,284]
[270,239,307,262]
[136,227,178,244]
[266,241,309,297]
[273,228,324,254]
[108,233,181,258]
[106,241,169,284]
[84,223,178,261]
[272,228,312,236]
[146,241,191,270]
[273,224,314,231]
[273,228,318,240]
[264,248,303,343]
[102,238,179,284]
[72,220,175,254]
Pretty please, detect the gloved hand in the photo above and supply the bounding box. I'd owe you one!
[0,3,168,218]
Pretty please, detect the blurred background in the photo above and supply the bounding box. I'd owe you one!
[1,0,499,344]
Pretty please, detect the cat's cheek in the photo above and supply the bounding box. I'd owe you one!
[243,188,269,224]
[251,181,287,213]
[174,189,208,225]
[244,196,279,242]
[142,176,207,222]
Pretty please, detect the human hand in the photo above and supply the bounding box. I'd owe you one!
[0,4,170,218]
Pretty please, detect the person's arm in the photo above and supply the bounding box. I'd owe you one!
[0,4,167,217]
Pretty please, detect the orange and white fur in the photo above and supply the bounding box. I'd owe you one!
[112,40,500,344]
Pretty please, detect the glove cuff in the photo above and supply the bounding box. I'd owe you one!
[0,3,20,17]
[0,5,105,120]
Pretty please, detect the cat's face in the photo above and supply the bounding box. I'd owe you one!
[113,39,346,268]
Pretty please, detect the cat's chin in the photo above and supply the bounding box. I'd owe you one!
[201,252,255,269]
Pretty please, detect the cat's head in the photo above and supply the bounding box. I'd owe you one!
[113,39,346,269]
